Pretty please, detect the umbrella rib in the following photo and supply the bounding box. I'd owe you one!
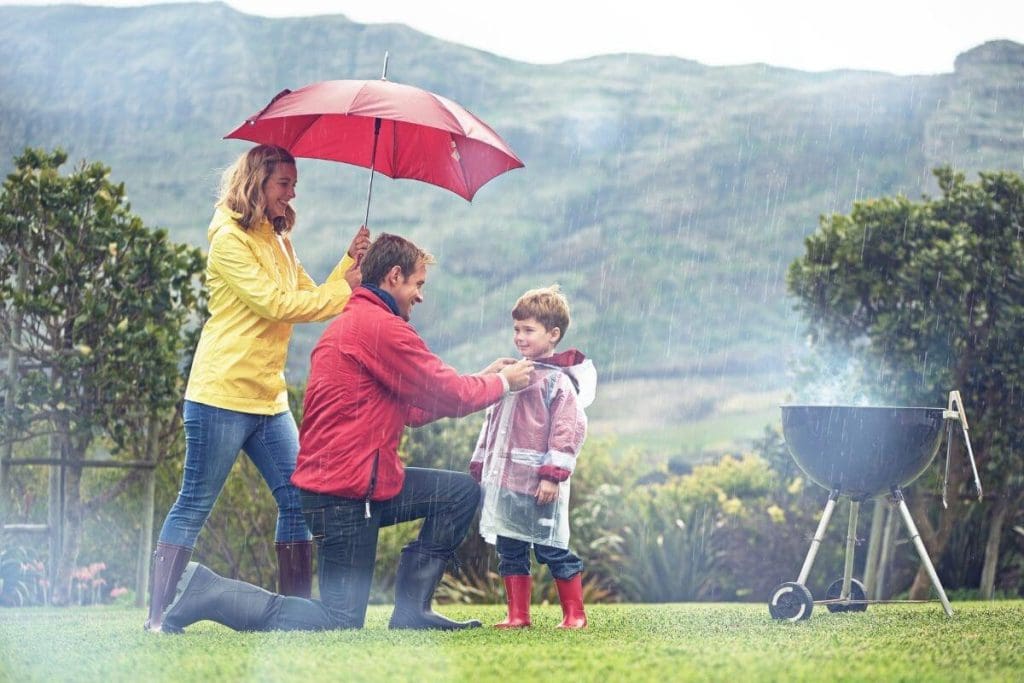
[388,118,399,178]
[286,115,325,155]
[426,91,469,137]
[454,138,473,200]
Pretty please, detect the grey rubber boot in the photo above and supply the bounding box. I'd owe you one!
[162,562,280,632]
[388,551,481,630]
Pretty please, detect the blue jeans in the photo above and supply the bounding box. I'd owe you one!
[158,400,310,548]
[214,467,480,630]
[496,535,583,580]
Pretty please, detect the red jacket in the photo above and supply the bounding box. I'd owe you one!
[292,287,506,501]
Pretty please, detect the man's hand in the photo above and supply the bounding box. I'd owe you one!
[536,479,558,505]
[499,358,534,391]
[347,225,371,263]
[480,357,517,375]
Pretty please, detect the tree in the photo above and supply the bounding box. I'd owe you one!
[0,148,204,603]
[787,168,1024,598]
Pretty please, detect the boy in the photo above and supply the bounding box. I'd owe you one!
[470,285,597,629]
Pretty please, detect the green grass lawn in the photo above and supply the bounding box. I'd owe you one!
[1,601,1021,682]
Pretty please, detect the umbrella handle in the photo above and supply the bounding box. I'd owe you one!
[363,117,382,230]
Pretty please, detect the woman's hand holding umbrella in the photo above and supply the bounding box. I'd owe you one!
[343,225,371,290]
[348,225,371,263]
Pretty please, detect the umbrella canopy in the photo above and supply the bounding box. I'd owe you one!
[225,79,524,203]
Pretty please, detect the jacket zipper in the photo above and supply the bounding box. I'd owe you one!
[365,451,380,519]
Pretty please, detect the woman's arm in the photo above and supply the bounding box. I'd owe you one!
[211,231,352,323]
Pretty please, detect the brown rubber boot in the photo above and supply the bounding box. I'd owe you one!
[275,541,313,599]
[144,542,192,633]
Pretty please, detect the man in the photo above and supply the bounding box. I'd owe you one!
[160,233,533,632]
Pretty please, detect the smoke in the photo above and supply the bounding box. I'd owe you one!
[788,340,883,406]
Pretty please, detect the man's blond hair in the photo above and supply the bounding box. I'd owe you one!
[512,284,571,344]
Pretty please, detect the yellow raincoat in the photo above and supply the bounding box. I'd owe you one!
[185,206,355,415]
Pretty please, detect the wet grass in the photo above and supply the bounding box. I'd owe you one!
[1,600,1021,682]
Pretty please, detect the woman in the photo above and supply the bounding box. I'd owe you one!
[146,144,370,632]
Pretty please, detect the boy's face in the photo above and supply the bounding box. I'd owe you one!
[513,316,560,360]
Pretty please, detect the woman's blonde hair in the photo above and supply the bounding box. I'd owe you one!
[218,145,296,234]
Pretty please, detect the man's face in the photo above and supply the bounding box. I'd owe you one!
[393,261,427,321]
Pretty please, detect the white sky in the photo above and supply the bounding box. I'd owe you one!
[3,0,1022,74]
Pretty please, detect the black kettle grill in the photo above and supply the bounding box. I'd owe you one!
[769,391,982,621]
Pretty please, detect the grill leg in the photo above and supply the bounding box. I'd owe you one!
[840,500,860,601]
[892,488,954,617]
[797,489,840,585]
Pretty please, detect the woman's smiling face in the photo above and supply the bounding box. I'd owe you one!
[263,162,297,219]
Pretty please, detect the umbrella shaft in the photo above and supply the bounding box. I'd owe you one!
[363,118,382,229]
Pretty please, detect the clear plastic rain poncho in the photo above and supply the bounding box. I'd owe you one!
[474,350,597,549]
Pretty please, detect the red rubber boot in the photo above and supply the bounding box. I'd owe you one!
[494,575,532,628]
[555,573,588,629]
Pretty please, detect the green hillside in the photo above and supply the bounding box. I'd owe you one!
[2,3,1022,453]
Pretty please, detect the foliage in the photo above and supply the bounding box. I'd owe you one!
[0,148,205,450]
[787,167,1024,597]
[0,148,205,602]
[0,545,45,606]
[3,602,1024,682]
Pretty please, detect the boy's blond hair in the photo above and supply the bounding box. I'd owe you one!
[511,285,571,345]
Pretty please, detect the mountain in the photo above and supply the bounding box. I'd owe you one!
[2,3,1022,454]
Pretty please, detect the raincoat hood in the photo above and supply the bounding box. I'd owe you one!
[536,349,596,409]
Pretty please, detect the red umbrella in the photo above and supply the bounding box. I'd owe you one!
[225,59,524,228]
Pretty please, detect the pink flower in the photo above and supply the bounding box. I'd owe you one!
[109,587,129,598]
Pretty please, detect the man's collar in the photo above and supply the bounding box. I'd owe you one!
[361,284,400,317]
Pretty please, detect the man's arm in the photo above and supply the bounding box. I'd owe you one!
[362,320,506,420]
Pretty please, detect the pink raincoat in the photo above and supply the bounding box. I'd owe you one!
[471,349,597,549]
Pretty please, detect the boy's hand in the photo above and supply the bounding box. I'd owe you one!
[347,225,371,263]
[536,479,558,505]
[499,359,534,391]
[480,357,516,375]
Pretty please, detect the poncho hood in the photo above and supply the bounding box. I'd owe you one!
[535,348,596,409]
